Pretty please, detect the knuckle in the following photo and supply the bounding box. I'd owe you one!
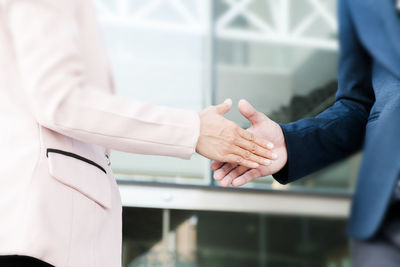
[234,170,241,177]
[250,143,257,153]
[226,136,235,144]
[221,126,229,135]
[217,145,227,155]
[203,107,213,114]
[235,157,243,165]
[233,137,241,145]
[249,133,255,141]
[231,124,239,133]
[223,144,234,153]
[244,150,251,159]
[222,164,231,172]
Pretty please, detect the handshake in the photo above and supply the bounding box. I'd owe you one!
[196,99,288,187]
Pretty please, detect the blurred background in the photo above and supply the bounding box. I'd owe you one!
[95,0,358,266]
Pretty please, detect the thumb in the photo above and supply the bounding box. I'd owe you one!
[215,98,233,115]
[238,99,267,125]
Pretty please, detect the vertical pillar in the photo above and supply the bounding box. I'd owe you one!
[258,214,267,267]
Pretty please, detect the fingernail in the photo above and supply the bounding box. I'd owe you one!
[251,162,259,168]
[267,143,274,149]
[272,153,278,159]
[264,159,271,165]
[233,178,244,186]
[224,98,232,105]
[214,171,222,180]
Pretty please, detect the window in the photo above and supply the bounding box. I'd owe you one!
[122,207,350,267]
[96,0,211,184]
[96,0,356,193]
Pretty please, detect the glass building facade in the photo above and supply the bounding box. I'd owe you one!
[94,0,356,266]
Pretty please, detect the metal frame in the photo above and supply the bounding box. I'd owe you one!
[96,0,206,34]
[119,182,351,218]
[216,0,337,50]
[95,0,338,51]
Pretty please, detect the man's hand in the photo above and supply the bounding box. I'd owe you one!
[211,99,288,187]
[196,99,277,169]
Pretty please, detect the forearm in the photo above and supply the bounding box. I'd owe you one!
[273,98,370,184]
[42,89,200,158]
[7,0,200,159]
[273,0,376,184]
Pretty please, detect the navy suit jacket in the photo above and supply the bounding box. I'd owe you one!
[274,0,400,240]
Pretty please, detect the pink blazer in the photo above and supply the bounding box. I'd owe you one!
[0,0,200,266]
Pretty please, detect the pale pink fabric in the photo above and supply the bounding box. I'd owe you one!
[0,0,200,266]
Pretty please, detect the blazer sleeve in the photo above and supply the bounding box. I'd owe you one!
[5,0,200,159]
[273,0,375,184]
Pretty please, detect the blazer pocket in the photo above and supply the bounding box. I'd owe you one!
[46,149,112,209]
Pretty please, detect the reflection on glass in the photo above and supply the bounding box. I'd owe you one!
[122,207,350,267]
[95,0,210,184]
[213,0,358,194]
[95,0,356,194]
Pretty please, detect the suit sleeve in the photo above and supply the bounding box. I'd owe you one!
[5,0,200,159]
[273,0,374,184]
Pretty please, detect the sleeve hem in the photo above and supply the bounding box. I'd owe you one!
[272,123,291,185]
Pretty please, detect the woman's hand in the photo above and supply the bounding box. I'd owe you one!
[211,99,288,187]
[196,99,277,169]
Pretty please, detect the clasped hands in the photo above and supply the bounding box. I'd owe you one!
[196,99,288,187]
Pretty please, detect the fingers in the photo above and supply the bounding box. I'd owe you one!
[229,145,273,167]
[213,163,236,181]
[237,127,274,150]
[233,135,276,161]
[238,99,268,125]
[215,164,262,187]
[219,165,248,187]
[231,168,262,187]
[211,160,224,170]
[215,98,233,115]
[199,100,277,169]
[223,154,260,169]
[218,125,276,168]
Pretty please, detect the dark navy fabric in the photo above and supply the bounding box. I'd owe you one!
[273,0,400,240]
